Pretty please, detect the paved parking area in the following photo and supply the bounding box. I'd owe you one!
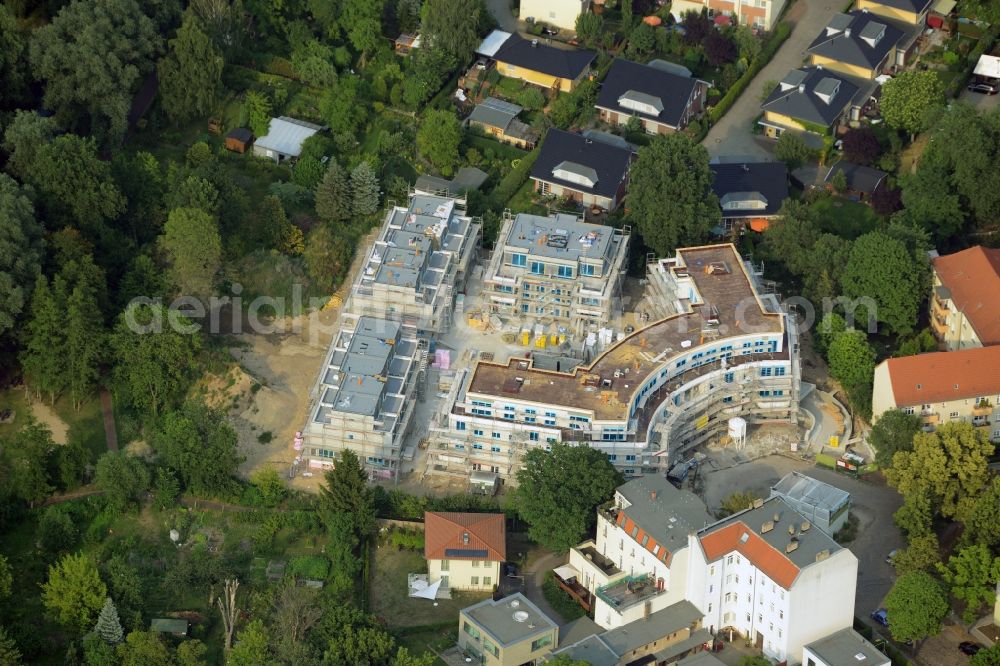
[699,454,905,618]
[959,87,1000,112]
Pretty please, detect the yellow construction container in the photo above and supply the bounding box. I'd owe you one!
[535,336,547,349]
[521,331,531,346]
[549,334,558,345]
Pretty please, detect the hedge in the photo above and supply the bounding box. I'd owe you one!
[708,21,792,124]
[489,147,541,208]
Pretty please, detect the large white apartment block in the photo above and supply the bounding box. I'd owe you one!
[929,246,1000,350]
[562,476,858,665]
[303,317,419,478]
[428,244,800,483]
[482,211,630,337]
[342,193,480,337]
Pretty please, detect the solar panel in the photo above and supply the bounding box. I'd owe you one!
[444,548,489,558]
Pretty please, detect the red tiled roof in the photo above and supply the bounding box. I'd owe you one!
[699,522,800,589]
[933,246,1000,345]
[883,346,1000,406]
[424,512,506,562]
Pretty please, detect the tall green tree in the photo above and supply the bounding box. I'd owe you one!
[0,554,12,599]
[2,419,55,507]
[245,90,272,137]
[1,111,56,180]
[29,0,164,143]
[0,625,21,666]
[315,163,352,223]
[421,0,485,63]
[94,452,151,512]
[319,450,375,537]
[891,533,941,575]
[351,161,381,218]
[938,545,1000,622]
[158,10,224,124]
[881,70,945,139]
[227,619,271,666]
[869,409,921,469]
[23,134,126,234]
[893,490,933,537]
[416,110,462,175]
[774,131,813,170]
[840,231,927,335]
[41,553,108,633]
[883,571,948,643]
[627,133,718,256]
[826,329,876,417]
[971,646,1000,666]
[967,477,1000,550]
[117,631,172,666]
[176,640,209,666]
[111,303,202,416]
[303,225,354,293]
[341,0,386,63]
[150,401,243,495]
[0,175,44,337]
[94,598,124,645]
[159,207,221,299]
[886,422,994,523]
[291,39,337,88]
[64,283,105,410]
[514,443,623,551]
[575,13,603,47]
[38,507,79,552]
[0,5,27,109]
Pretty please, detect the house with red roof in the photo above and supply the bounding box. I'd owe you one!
[872,346,1000,441]
[930,246,1000,350]
[425,512,506,592]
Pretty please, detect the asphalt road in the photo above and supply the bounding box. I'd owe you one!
[700,455,906,619]
[703,0,849,159]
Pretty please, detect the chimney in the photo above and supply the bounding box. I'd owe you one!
[773,512,780,523]
[761,520,774,534]
[786,539,799,554]
[845,28,852,37]
[801,521,811,532]
[463,531,470,544]
[798,84,805,94]
[788,524,795,536]
[644,601,652,621]
[815,549,830,562]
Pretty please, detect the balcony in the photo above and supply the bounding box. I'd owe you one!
[576,543,622,578]
[921,412,939,425]
[596,573,665,611]
[973,401,993,417]
[553,569,594,613]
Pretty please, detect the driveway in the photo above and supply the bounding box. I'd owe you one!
[521,549,569,623]
[485,0,518,33]
[699,455,905,619]
[959,87,1000,113]
[703,0,848,159]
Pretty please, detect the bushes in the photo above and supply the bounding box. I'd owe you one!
[289,555,331,580]
[708,22,791,124]
[542,571,587,621]
[386,528,424,550]
[488,148,540,208]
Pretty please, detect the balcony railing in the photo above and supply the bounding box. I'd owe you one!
[596,573,665,611]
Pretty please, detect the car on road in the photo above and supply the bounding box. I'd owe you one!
[959,642,982,656]
[871,608,889,627]
[886,549,899,565]
[968,82,999,95]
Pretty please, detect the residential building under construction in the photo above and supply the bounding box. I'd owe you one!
[425,244,801,484]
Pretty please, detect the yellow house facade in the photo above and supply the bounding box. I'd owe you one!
[459,595,559,666]
[854,0,929,24]
[808,53,880,79]
[496,60,580,92]
[477,30,596,94]
[428,557,501,592]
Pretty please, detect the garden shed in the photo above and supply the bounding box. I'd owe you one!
[225,128,254,154]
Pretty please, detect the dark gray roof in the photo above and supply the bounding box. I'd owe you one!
[597,58,701,129]
[599,601,703,655]
[461,594,557,648]
[824,161,887,193]
[617,475,714,557]
[467,97,523,131]
[865,0,932,13]
[678,653,728,666]
[648,59,693,78]
[491,33,596,81]
[710,162,789,218]
[226,127,253,142]
[808,11,907,70]
[557,616,604,648]
[762,67,859,128]
[531,129,632,199]
[414,167,489,196]
[553,634,619,666]
[804,628,891,666]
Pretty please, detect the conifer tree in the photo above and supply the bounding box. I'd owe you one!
[20,275,67,404]
[350,162,380,218]
[64,283,105,410]
[315,162,351,223]
[94,597,124,644]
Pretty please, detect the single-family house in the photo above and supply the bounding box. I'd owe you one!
[595,59,709,134]
[824,161,887,199]
[671,0,787,30]
[476,30,596,93]
[807,11,919,79]
[854,0,933,25]
[871,346,1000,442]
[459,594,558,665]
[530,129,633,211]
[929,245,1000,349]
[253,116,325,163]
[394,33,421,55]
[760,67,866,138]
[425,512,506,592]
[520,0,590,30]
[150,619,189,637]
[467,97,539,149]
[710,161,789,232]
[225,128,254,154]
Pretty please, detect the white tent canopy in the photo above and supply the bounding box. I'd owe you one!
[553,564,580,582]
[408,573,450,600]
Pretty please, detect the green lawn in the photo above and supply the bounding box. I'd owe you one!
[0,390,106,461]
[505,180,547,216]
[368,546,487,629]
[813,196,880,240]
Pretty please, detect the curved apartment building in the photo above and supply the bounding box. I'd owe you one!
[427,244,801,482]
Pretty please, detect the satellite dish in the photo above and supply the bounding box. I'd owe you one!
[513,611,529,623]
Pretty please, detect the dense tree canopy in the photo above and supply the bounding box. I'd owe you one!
[938,545,1000,622]
[0,175,44,337]
[319,450,376,537]
[869,409,921,469]
[29,0,164,143]
[151,400,243,495]
[416,110,462,175]
[881,70,945,138]
[515,443,623,551]
[883,571,949,643]
[421,0,488,63]
[840,231,927,335]
[158,10,224,124]
[41,553,107,633]
[628,134,718,256]
[159,207,221,299]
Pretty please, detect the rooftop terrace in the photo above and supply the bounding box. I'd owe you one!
[504,212,617,263]
[467,244,784,419]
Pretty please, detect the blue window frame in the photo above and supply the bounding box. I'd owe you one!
[521,304,529,313]
[723,396,734,403]
[471,408,491,416]
[761,367,773,377]
[491,445,502,453]
[759,390,771,397]
[775,367,786,376]
[557,265,573,279]
[545,411,556,417]
[503,413,514,420]
[454,444,465,451]
[580,264,596,276]
[456,421,467,431]
[608,454,618,461]
[625,455,636,462]
[511,253,527,267]
[492,432,502,439]
[530,261,544,275]
[529,432,539,441]
[473,443,483,450]
[525,417,536,423]
[525,408,536,414]
[496,285,514,293]
[544,419,556,426]
[724,372,734,383]
[474,429,484,437]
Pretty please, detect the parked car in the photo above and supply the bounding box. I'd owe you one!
[871,608,889,627]
[886,549,899,564]
[968,82,999,95]
[959,642,981,656]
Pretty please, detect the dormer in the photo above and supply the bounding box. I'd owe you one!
[553,161,599,189]
[825,13,853,36]
[618,90,664,116]
[859,21,886,48]
[779,69,808,92]
[721,192,768,211]
[814,77,841,105]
